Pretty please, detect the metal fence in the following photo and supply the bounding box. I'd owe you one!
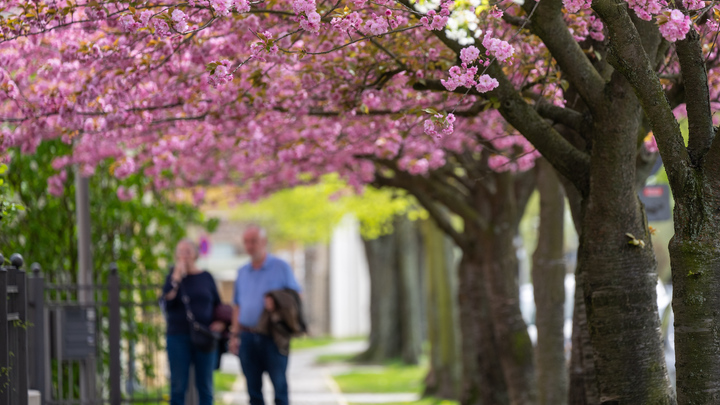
[0,253,30,405]
[25,262,168,405]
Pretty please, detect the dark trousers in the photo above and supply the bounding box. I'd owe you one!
[238,331,289,405]
[166,333,217,405]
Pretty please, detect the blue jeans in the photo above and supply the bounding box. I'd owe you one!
[238,331,289,405]
[166,334,217,405]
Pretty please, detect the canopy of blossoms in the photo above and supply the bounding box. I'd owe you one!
[0,0,713,199]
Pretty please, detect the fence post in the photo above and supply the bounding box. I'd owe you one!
[29,263,46,405]
[14,254,29,405]
[0,254,8,405]
[108,263,122,405]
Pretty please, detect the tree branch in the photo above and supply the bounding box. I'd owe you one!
[676,29,715,165]
[593,0,691,192]
[524,0,605,108]
[535,102,587,132]
[372,173,468,247]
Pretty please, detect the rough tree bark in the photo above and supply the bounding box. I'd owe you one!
[420,218,462,400]
[532,159,568,405]
[479,171,537,405]
[358,217,423,364]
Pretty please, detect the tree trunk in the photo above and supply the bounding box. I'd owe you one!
[532,159,568,405]
[421,218,462,400]
[457,248,509,405]
[359,232,401,362]
[397,216,424,365]
[669,189,720,404]
[577,79,674,404]
[359,218,424,363]
[478,172,537,405]
[568,268,600,405]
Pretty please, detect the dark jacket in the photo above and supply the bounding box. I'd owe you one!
[256,288,306,355]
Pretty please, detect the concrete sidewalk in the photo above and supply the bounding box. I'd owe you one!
[216,340,419,405]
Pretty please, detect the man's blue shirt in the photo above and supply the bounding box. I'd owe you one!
[233,254,302,327]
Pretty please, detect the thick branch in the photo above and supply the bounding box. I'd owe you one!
[486,61,591,195]
[676,29,715,165]
[593,0,691,192]
[373,173,468,247]
[535,102,586,132]
[524,0,605,108]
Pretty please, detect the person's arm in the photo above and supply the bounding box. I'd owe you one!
[229,304,241,354]
[162,264,185,301]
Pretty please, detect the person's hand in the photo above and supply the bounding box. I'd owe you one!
[264,295,276,311]
[229,335,240,355]
[172,260,187,283]
[210,321,226,333]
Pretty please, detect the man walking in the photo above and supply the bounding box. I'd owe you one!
[229,225,302,405]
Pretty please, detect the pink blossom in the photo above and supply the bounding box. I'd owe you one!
[171,9,189,32]
[210,0,233,16]
[114,158,136,179]
[489,6,504,18]
[475,74,499,93]
[589,16,605,41]
[488,154,514,172]
[208,60,234,87]
[644,134,659,153]
[460,46,480,65]
[627,0,666,20]
[139,10,153,26]
[683,0,704,10]
[658,9,691,42]
[48,171,67,197]
[428,48,440,60]
[563,0,592,13]
[365,14,389,36]
[119,14,141,32]
[482,31,515,63]
[152,19,171,36]
[232,0,251,13]
[117,186,135,201]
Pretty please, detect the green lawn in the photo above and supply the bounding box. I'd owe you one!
[214,371,238,392]
[333,362,428,394]
[129,371,237,403]
[351,399,458,405]
[291,335,366,351]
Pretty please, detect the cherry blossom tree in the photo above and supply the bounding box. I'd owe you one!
[3,0,720,402]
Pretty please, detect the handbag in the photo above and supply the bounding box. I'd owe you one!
[180,286,220,352]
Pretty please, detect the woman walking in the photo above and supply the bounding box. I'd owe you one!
[162,239,225,405]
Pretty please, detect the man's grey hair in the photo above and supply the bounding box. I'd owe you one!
[245,224,267,239]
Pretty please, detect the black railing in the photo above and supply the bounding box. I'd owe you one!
[0,253,30,405]
[25,262,167,405]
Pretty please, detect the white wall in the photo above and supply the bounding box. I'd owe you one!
[329,215,371,338]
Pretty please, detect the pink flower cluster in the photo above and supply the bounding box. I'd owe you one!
[294,0,322,32]
[658,9,691,42]
[644,134,659,153]
[626,0,665,21]
[48,171,67,197]
[210,0,233,16]
[331,12,363,31]
[208,60,234,87]
[364,14,389,36]
[423,113,456,139]
[114,158,137,179]
[442,64,478,91]
[683,0,704,10]
[420,0,452,31]
[482,31,515,64]
[460,46,480,65]
[171,9,189,33]
[563,0,592,13]
[116,186,135,201]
